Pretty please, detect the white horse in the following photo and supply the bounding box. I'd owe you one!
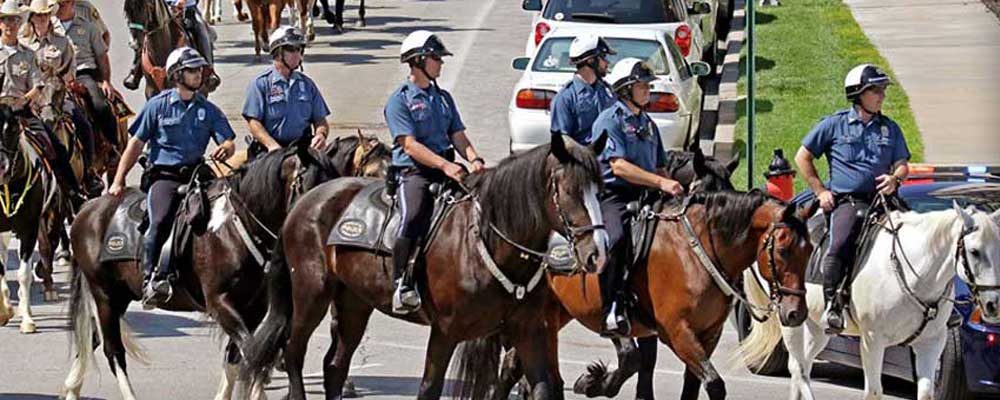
[0,232,13,328]
[203,0,224,24]
[286,0,318,41]
[739,203,1000,400]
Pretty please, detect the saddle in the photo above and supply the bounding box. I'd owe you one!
[98,166,216,277]
[545,191,666,274]
[803,196,910,290]
[326,179,460,255]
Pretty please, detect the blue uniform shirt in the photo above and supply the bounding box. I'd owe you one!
[591,101,667,190]
[242,67,330,146]
[166,0,198,8]
[384,82,465,167]
[801,107,910,195]
[550,75,616,145]
[129,88,236,167]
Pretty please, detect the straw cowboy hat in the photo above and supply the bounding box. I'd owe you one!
[27,0,57,15]
[0,0,28,18]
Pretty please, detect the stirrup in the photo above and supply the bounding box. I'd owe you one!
[601,302,631,337]
[123,71,141,91]
[822,303,844,334]
[391,279,421,315]
[142,279,172,310]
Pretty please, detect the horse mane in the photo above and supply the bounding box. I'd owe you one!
[221,145,337,218]
[688,189,777,244]
[325,135,390,176]
[465,141,601,241]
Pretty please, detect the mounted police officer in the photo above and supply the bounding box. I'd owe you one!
[0,0,83,202]
[794,64,911,334]
[124,0,213,91]
[386,30,485,315]
[108,47,236,308]
[550,34,616,145]
[242,25,329,158]
[55,0,118,153]
[591,58,684,336]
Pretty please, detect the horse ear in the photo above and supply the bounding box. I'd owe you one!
[726,152,741,174]
[589,131,608,156]
[797,199,819,221]
[991,209,1000,226]
[692,146,708,177]
[954,201,977,232]
[550,133,573,163]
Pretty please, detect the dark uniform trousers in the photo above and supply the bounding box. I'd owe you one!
[823,193,871,303]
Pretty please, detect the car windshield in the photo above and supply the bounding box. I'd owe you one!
[532,37,671,75]
[900,183,1000,213]
[543,0,683,24]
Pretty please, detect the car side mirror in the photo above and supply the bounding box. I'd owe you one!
[689,61,711,77]
[522,0,542,11]
[689,0,712,14]
[512,57,531,71]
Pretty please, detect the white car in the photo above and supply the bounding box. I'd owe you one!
[508,26,710,153]
[520,0,719,72]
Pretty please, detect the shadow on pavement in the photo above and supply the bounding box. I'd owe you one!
[267,375,464,397]
[125,310,207,338]
[811,362,915,399]
[0,395,103,400]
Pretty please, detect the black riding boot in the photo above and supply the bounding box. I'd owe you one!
[599,257,630,337]
[822,257,846,334]
[123,28,144,91]
[391,237,421,314]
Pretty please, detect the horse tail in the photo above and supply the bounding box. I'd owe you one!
[63,258,100,394]
[452,332,502,400]
[240,233,294,389]
[735,268,784,371]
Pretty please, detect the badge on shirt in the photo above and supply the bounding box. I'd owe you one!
[44,45,60,59]
[409,100,427,112]
[197,108,206,121]
[75,26,86,36]
[269,84,284,98]
[11,61,27,76]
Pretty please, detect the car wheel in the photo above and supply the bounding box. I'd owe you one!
[935,327,974,400]
[701,43,719,79]
[735,300,789,376]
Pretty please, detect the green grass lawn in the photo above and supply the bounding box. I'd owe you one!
[730,0,923,192]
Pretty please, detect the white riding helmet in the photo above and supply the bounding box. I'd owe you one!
[568,34,616,64]
[400,30,452,63]
[844,64,891,101]
[606,58,656,94]
[268,25,307,54]
[165,46,209,78]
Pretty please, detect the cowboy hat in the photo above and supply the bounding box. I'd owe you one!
[0,0,28,18]
[27,0,57,15]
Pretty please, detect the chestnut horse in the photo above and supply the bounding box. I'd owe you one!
[240,134,609,399]
[502,190,818,400]
[61,142,338,400]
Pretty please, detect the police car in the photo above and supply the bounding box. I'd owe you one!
[733,164,1000,400]
[508,26,710,153]
[520,0,720,70]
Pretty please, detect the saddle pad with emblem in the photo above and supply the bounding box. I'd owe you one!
[98,190,147,263]
[804,212,885,286]
[545,197,666,274]
[327,181,399,254]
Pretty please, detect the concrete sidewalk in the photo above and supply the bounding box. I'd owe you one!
[846,0,1000,164]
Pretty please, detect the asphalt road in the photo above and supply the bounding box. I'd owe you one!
[0,0,916,399]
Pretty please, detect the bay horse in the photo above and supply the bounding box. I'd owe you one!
[740,203,1000,400]
[61,141,338,400]
[313,0,367,32]
[239,134,609,399]
[0,102,66,334]
[504,189,818,400]
[124,0,220,98]
[245,0,289,59]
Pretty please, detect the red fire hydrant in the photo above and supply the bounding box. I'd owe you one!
[765,149,796,202]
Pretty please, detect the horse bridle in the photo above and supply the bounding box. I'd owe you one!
[761,222,809,301]
[956,225,999,311]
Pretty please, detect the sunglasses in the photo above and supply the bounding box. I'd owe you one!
[427,54,443,62]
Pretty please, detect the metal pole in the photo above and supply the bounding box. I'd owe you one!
[746,0,755,190]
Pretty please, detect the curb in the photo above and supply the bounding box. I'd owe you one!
[712,0,746,161]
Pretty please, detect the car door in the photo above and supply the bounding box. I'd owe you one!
[664,33,703,138]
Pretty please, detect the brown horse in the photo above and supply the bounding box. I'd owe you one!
[124,0,219,98]
[501,190,818,400]
[246,0,291,58]
[61,142,338,400]
[239,134,609,399]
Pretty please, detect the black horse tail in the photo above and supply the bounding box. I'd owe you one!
[239,233,295,390]
[452,332,502,400]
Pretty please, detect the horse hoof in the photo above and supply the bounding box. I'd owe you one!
[0,312,11,327]
[342,378,358,398]
[56,249,71,262]
[307,32,316,42]
[20,320,36,334]
[355,20,366,28]
[237,12,250,22]
[44,289,58,302]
